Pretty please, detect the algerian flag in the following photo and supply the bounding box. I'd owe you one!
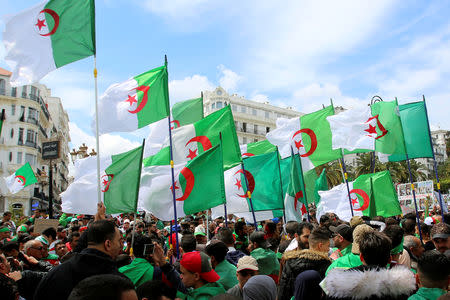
[240,140,276,158]
[211,151,283,217]
[314,169,328,204]
[284,154,308,222]
[317,170,401,221]
[3,163,37,194]
[97,65,170,134]
[383,101,433,162]
[171,97,203,129]
[3,0,95,86]
[146,106,241,170]
[103,145,144,215]
[267,105,342,171]
[139,145,226,220]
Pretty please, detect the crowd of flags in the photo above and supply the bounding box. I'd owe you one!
[1,0,445,233]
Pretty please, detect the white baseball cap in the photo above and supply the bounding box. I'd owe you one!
[237,256,258,272]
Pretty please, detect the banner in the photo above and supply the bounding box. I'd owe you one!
[396,180,435,213]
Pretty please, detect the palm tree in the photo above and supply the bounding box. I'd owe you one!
[316,160,351,188]
[354,152,386,177]
[386,160,426,183]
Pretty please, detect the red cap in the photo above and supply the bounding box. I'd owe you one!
[180,252,220,283]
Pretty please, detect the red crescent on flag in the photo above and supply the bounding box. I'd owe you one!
[350,188,370,211]
[234,169,255,198]
[176,167,195,201]
[367,114,388,140]
[171,120,180,130]
[38,9,60,36]
[128,86,150,114]
[101,174,114,192]
[294,191,304,212]
[292,128,318,157]
[185,136,212,152]
[241,153,255,158]
[15,175,26,186]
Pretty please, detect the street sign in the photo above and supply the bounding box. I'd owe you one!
[42,141,59,160]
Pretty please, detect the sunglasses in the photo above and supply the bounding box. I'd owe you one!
[31,246,44,251]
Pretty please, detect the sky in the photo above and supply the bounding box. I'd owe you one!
[1,0,450,161]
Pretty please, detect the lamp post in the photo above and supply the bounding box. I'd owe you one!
[70,143,96,164]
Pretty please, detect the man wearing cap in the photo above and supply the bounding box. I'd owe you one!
[248,231,279,280]
[0,225,11,241]
[178,251,226,299]
[430,222,450,254]
[329,224,353,260]
[194,225,207,252]
[227,256,259,299]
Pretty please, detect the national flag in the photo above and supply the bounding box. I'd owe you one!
[317,170,401,221]
[139,145,226,220]
[284,154,308,222]
[3,0,95,86]
[3,163,37,194]
[103,145,144,215]
[383,101,433,162]
[211,151,283,217]
[171,97,203,129]
[240,140,276,158]
[314,169,328,204]
[146,106,241,170]
[266,105,342,171]
[97,66,170,134]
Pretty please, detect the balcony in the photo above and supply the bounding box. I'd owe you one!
[27,117,38,125]
[18,139,39,149]
[39,124,48,138]
[39,96,50,121]
[0,88,5,96]
[29,94,39,102]
[21,92,27,99]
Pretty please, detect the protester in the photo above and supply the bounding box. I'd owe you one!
[248,231,279,280]
[2,212,16,234]
[22,240,53,272]
[403,235,425,272]
[227,255,259,299]
[278,226,331,300]
[242,275,277,300]
[329,224,353,260]
[54,241,69,259]
[67,274,138,300]
[285,222,314,252]
[205,240,239,290]
[136,280,176,300]
[383,225,407,267]
[217,228,246,266]
[293,270,325,300]
[234,221,249,254]
[430,222,450,254]
[66,231,81,252]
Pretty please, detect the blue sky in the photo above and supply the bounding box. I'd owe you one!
[1,0,450,157]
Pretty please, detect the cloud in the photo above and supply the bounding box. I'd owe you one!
[142,0,211,19]
[218,65,243,93]
[169,74,215,103]
[251,94,269,103]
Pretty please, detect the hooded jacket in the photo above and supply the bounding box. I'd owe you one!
[34,248,124,300]
[278,249,331,300]
[184,282,226,300]
[322,265,416,300]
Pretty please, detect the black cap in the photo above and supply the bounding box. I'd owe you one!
[249,231,271,249]
[329,224,353,242]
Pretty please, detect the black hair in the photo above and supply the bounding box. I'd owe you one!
[383,225,404,249]
[285,221,298,236]
[3,211,11,217]
[180,234,196,252]
[57,226,65,233]
[42,227,57,240]
[18,233,32,244]
[71,225,81,232]
[205,241,228,263]
[385,217,399,226]
[68,274,135,300]
[443,212,450,225]
[309,227,331,246]
[420,223,431,236]
[68,231,81,242]
[131,234,153,258]
[372,216,385,223]
[115,254,132,269]
[217,228,234,245]
[296,222,314,235]
[1,241,19,253]
[24,220,32,226]
[403,213,417,222]
[278,240,291,255]
[0,274,18,300]
[359,231,392,267]
[235,221,246,234]
[417,251,450,283]
[136,280,175,300]
[73,230,89,253]
[319,215,330,225]
[87,220,117,246]
[401,219,416,235]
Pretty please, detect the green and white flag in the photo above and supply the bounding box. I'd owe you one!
[139,145,226,220]
[211,151,283,218]
[314,169,328,204]
[267,105,342,171]
[240,140,276,158]
[103,145,144,215]
[98,65,170,134]
[284,154,308,222]
[171,97,203,129]
[317,170,401,221]
[3,163,37,194]
[3,0,95,86]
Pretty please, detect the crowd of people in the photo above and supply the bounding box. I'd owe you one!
[0,204,449,300]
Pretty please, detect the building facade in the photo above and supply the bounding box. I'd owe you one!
[203,87,303,145]
[0,68,70,216]
[416,129,449,178]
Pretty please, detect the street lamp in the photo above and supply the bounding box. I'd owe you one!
[70,143,97,164]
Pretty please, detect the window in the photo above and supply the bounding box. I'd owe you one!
[11,87,17,97]
[241,106,246,113]
[243,137,247,144]
[9,152,12,162]
[254,124,258,134]
[231,104,237,111]
[265,111,270,118]
[243,122,247,133]
[216,101,223,109]
[17,152,22,164]
[30,86,37,100]
[11,104,15,115]
[25,153,36,167]
[18,128,24,144]
[266,127,270,133]
[10,128,14,138]
[0,79,5,95]
[28,107,38,124]
[252,109,257,116]
[21,86,27,98]
[26,129,36,143]
[20,106,25,121]
[212,103,215,109]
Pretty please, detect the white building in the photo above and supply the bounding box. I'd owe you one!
[0,67,70,216]
[416,129,449,178]
[203,87,303,144]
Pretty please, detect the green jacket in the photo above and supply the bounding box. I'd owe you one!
[408,287,447,300]
[119,258,154,287]
[215,260,238,290]
[179,282,226,300]
[326,252,362,276]
[251,247,280,275]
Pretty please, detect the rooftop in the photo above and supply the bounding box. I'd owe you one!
[0,67,12,77]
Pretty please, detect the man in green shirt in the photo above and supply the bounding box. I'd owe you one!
[205,241,238,290]
[249,231,279,277]
[408,251,449,300]
[329,224,353,260]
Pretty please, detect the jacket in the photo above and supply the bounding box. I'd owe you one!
[34,247,124,300]
[182,282,226,300]
[408,287,447,300]
[325,252,362,275]
[226,249,246,266]
[322,265,416,300]
[215,260,238,290]
[278,249,331,300]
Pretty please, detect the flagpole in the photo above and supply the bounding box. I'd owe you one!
[219,133,228,227]
[130,212,137,258]
[422,95,445,218]
[241,162,258,231]
[340,149,355,217]
[276,147,287,224]
[130,139,145,258]
[94,55,101,203]
[395,97,423,242]
[291,146,311,222]
[206,209,210,242]
[166,55,180,259]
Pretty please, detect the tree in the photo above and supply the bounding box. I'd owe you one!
[354,153,386,177]
[386,160,426,183]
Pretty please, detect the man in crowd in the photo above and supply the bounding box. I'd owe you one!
[285,222,314,252]
[248,231,279,279]
[403,235,425,272]
[22,240,53,272]
[227,255,259,299]
[54,241,68,259]
[2,212,16,234]
[216,228,245,266]
[0,225,11,242]
[205,241,238,290]
[66,231,80,253]
[430,222,450,254]
[329,224,353,260]
[67,274,137,300]
[278,227,332,300]
[234,221,249,254]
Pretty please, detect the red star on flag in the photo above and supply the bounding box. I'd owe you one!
[294,139,304,150]
[102,178,109,186]
[125,95,137,106]
[365,124,377,135]
[186,149,198,160]
[35,19,46,31]
[170,181,180,192]
[351,197,359,207]
[300,204,307,215]
[235,178,242,190]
